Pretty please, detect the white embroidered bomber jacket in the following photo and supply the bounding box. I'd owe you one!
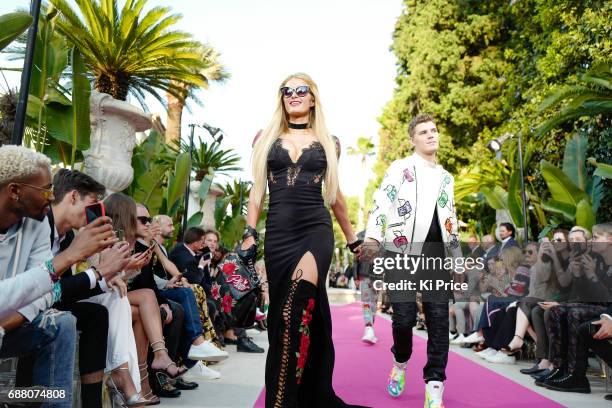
[365,154,462,259]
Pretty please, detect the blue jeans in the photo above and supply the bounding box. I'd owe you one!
[0,310,77,408]
[161,287,203,366]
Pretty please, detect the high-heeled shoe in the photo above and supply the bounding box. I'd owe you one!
[106,367,148,407]
[150,340,187,379]
[138,362,160,406]
[502,334,524,354]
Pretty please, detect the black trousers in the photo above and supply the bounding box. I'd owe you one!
[391,301,449,382]
[164,300,185,362]
[577,319,612,376]
[16,302,108,385]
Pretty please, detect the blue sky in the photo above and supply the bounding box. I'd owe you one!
[0,0,403,196]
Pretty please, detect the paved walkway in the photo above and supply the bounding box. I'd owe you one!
[158,289,610,408]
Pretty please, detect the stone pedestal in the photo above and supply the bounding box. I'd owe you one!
[83,91,152,193]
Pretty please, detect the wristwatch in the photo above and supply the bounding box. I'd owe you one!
[242,225,259,241]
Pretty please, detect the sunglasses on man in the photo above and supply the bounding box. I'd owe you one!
[280,85,310,98]
[137,216,152,225]
[17,183,54,200]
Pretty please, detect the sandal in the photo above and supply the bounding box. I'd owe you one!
[106,366,148,407]
[139,362,160,406]
[150,340,187,379]
[502,334,524,354]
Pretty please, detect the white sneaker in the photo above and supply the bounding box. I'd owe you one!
[450,333,465,345]
[425,381,444,408]
[485,350,516,364]
[475,347,496,359]
[188,340,229,362]
[462,331,484,344]
[449,332,458,341]
[184,361,221,380]
[361,326,378,344]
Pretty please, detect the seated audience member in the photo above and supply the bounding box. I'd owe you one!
[102,193,187,402]
[135,205,227,361]
[539,223,612,393]
[498,222,519,254]
[481,234,499,273]
[17,169,132,408]
[463,247,529,348]
[152,215,224,380]
[204,230,264,353]
[0,146,117,407]
[518,229,569,376]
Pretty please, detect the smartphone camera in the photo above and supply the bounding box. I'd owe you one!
[85,202,105,224]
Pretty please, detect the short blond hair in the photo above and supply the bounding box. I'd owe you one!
[570,226,592,240]
[0,145,51,185]
[593,223,612,237]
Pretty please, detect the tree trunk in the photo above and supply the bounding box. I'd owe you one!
[166,81,188,143]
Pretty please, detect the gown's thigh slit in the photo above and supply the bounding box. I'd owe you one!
[273,251,319,408]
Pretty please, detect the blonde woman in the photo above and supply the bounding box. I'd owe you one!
[241,73,366,408]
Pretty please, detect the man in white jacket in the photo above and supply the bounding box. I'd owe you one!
[362,114,462,408]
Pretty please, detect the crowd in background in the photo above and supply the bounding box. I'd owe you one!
[0,145,269,408]
[355,221,612,400]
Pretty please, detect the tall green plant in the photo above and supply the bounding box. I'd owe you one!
[0,12,32,51]
[7,8,90,165]
[536,61,612,136]
[50,0,211,103]
[539,134,603,231]
[128,131,191,217]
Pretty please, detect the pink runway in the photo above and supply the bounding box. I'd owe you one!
[254,302,564,408]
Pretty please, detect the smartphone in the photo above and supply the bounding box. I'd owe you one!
[85,202,105,224]
[201,246,212,260]
[589,322,601,336]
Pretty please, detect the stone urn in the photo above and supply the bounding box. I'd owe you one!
[201,186,224,230]
[83,91,152,193]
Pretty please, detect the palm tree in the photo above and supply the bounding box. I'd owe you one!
[536,60,612,136]
[177,136,241,181]
[347,136,375,229]
[49,0,210,103]
[166,45,229,143]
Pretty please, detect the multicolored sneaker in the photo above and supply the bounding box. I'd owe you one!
[387,363,406,397]
[424,381,445,408]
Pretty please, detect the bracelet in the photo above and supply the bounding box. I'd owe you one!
[242,225,259,241]
[347,239,363,253]
[45,260,59,283]
[91,265,103,281]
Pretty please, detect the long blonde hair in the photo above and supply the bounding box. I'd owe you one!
[251,73,339,206]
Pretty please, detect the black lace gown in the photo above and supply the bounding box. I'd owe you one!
[264,139,367,408]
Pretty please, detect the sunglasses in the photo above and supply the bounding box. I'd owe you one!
[17,183,54,200]
[552,238,564,242]
[280,85,310,98]
[137,216,152,225]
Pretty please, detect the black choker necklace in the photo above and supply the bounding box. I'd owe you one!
[288,122,309,129]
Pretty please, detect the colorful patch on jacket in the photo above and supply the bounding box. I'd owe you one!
[438,190,448,208]
[397,199,412,219]
[369,202,379,215]
[384,185,397,202]
[444,217,453,234]
[376,214,387,228]
[393,231,408,250]
[449,233,459,249]
[403,168,414,182]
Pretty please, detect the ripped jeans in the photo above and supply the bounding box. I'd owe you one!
[0,309,76,408]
